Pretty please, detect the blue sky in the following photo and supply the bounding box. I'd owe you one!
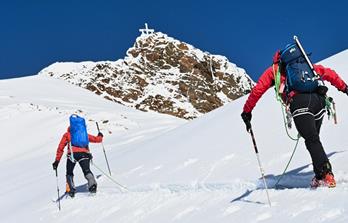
[1,0,347,80]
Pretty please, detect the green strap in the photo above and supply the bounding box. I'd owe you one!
[273,64,283,103]
[273,64,299,141]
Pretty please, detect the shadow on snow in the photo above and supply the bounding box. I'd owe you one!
[230,151,345,205]
[55,174,102,202]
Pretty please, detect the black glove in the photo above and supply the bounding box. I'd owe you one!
[98,132,103,137]
[52,160,59,170]
[344,86,348,95]
[86,153,93,160]
[241,111,252,132]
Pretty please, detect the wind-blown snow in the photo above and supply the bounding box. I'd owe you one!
[0,49,347,223]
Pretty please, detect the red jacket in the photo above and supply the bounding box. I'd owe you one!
[243,64,347,113]
[55,129,103,161]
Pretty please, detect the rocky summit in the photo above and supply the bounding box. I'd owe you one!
[39,31,254,119]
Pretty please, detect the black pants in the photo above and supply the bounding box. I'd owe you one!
[66,152,96,191]
[290,93,331,178]
[66,152,93,176]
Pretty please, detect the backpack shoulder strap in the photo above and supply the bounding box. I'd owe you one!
[273,63,282,100]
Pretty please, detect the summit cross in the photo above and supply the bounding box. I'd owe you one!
[139,23,154,35]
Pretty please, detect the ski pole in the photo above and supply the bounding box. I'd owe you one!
[55,169,61,211]
[96,122,112,176]
[249,127,272,207]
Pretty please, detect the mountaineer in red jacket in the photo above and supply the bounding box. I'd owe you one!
[52,127,103,197]
[241,47,348,188]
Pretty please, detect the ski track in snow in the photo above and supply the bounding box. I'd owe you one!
[200,154,235,184]
[46,178,348,223]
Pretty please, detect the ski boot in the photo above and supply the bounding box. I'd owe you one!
[89,184,97,194]
[85,173,97,194]
[311,173,336,188]
[323,172,336,188]
[66,175,76,197]
[310,176,321,188]
[311,162,336,188]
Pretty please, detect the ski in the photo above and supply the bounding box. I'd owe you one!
[53,191,98,203]
[54,192,68,203]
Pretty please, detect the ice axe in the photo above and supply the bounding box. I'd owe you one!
[55,169,61,211]
[249,127,272,207]
[96,122,112,176]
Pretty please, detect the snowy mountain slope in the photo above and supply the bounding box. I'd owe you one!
[0,76,186,162]
[320,49,348,74]
[39,31,253,119]
[0,49,348,223]
[0,75,186,222]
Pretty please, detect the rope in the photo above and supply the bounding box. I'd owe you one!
[279,104,300,141]
[271,50,337,187]
[272,63,301,186]
[273,64,300,141]
[91,160,129,192]
[274,137,300,188]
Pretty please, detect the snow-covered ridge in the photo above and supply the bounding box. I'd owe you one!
[319,49,348,74]
[39,31,254,119]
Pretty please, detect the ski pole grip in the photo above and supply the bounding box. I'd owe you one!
[96,122,100,132]
[55,169,58,177]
